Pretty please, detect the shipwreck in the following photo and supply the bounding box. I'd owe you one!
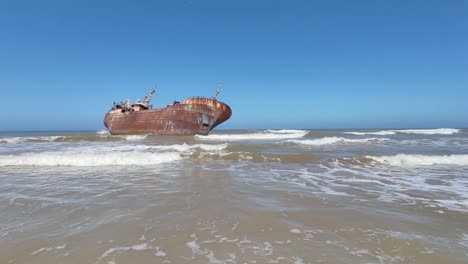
[104,84,232,135]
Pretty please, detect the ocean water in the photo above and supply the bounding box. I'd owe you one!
[0,129,467,263]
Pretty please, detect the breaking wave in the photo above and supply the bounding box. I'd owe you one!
[344,128,460,136]
[0,143,228,167]
[396,128,461,135]
[195,130,308,141]
[0,151,182,166]
[0,136,62,144]
[123,135,149,141]
[265,129,309,134]
[96,130,110,135]
[86,143,229,153]
[343,131,396,136]
[149,143,228,152]
[0,134,149,143]
[285,137,389,146]
[366,154,468,166]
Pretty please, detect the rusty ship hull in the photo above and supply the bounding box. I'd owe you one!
[104,98,232,135]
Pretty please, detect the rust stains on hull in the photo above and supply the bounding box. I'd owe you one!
[104,97,232,135]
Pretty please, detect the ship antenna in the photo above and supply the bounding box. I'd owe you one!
[143,87,156,105]
[213,81,222,100]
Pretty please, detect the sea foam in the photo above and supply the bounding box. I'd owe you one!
[0,142,228,167]
[396,128,461,135]
[343,131,396,136]
[151,143,229,152]
[265,129,309,134]
[85,143,229,153]
[366,154,468,166]
[195,130,308,141]
[344,128,460,136]
[123,134,149,141]
[96,130,110,135]
[0,136,62,144]
[0,151,182,166]
[286,137,389,146]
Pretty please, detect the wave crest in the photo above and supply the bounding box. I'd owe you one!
[123,135,148,141]
[396,128,461,135]
[344,131,396,136]
[195,130,308,141]
[366,154,468,166]
[96,130,110,135]
[0,136,62,144]
[265,129,308,134]
[0,143,228,167]
[286,137,389,146]
[149,143,229,152]
[0,151,182,167]
[344,128,460,136]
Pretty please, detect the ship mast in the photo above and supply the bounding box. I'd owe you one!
[213,82,222,100]
[143,87,156,105]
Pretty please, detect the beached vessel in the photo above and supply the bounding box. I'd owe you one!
[104,84,232,135]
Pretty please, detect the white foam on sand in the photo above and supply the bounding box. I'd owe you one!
[195,130,309,141]
[100,243,151,259]
[286,137,389,146]
[290,229,302,234]
[344,128,460,136]
[99,242,168,261]
[366,154,468,167]
[185,234,239,263]
[31,244,67,255]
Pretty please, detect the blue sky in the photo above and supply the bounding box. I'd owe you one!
[0,0,467,131]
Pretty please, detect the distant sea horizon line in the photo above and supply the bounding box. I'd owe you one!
[0,127,466,133]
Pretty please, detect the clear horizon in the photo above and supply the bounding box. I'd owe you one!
[1,0,467,131]
[0,127,467,133]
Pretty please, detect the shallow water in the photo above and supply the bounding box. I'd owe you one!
[0,129,467,263]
